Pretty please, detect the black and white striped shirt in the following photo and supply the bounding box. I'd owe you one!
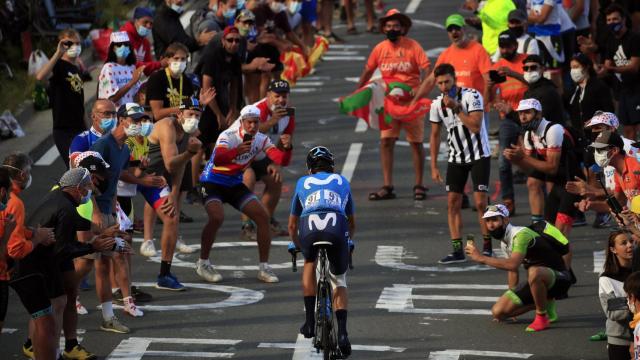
[429,87,491,164]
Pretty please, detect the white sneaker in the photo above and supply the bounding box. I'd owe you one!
[140,239,157,257]
[196,260,223,283]
[76,297,88,315]
[176,237,196,254]
[123,298,144,317]
[257,265,279,283]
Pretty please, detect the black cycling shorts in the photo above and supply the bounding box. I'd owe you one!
[544,183,580,222]
[507,269,571,306]
[9,274,54,318]
[251,158,273,181]
[298,212,350,276]
[0,280,8,321]
[445,157,491,194]
[200,182,257,211]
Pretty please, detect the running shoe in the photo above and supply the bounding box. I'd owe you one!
[525,313,550,332]
[176,237,196,254]
[438,252,466,264]
[100,316,130,334]
[22,342,34,359]
[270,219,289,237]
[185,187,200,204]
[76,297,88,315]
[139,239,157,257]
[196,260,223,283]
[62,344,97,360]
[156,273,186,291]
[257,265,279,283]
[300,322,315,338]
[593,213,612,229]
[123,298,144,317]
[338,333,352,357]
[131,286,152,303]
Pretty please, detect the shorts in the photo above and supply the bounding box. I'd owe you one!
[9,274,54,318]
[83,213,116,259]
[300,0,318,23]
[544,183,580,224]
[380,119,424,143]
[251,158,273,181]
[0,280,8,321]
[247,44,283,72]
[138,184,172,209]
[298,212,350,276]
[445,157,491,193]
[162,164,193,193]
[617,87,640,126]
[200,182,257,210]
[505,268,571,306]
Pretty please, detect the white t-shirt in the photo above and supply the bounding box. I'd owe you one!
[98,62,140,108]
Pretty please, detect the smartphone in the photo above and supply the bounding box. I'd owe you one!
[466,234,475,247]
[489,70,507,84]
[129,160,141,167]
[63,40,73,48]
[285,107,295,117]
[243,134,253,142]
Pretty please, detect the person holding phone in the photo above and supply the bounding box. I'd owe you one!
[197,104,292,284]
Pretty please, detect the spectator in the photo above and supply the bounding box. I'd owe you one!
[358,9,430,201]
[35,29,86,169]
[599,4,640,141]
[152,0,216,59]
[98,31,146,108]
[119,7,166,76]
[298,0,321,46]
[491,9,540,62]
[599,230,633,360]
[521,54,566,125]
[526,0,571,73]
[343,0,376,34]
[429,63,492,263]
[285,0,303,29]
[623,272,640,359]
[315,0,343,43]
[188,0,238,71]
[487,31,529,215]
[463,0,515,55]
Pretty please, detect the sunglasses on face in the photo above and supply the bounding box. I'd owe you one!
[523,65,539,71]
[447,25,462,32]
[485,205,502,213]
[225,37,241,43]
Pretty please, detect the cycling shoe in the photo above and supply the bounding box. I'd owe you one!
[338,333,351,357]
[300,322,315,338]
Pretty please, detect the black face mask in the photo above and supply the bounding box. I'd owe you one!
[386,30,401,42]
[521,117,542,131]
[488,225,506,239]
[510,26,524,38]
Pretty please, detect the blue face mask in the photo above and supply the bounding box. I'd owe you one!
[447,85,457,98]
[237,0,246,10]
[224,7,237,20]
[100,117,116,132]
[114,45,131,59]
[140,121,154,137]
[608,22,623,33]
[137,25,150,37]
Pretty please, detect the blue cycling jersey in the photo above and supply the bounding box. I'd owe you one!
[290,172,354,217]
[69,127,102,155]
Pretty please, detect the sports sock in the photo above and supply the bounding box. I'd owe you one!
[531,214,544,223]
[336,309,348,335]
[65,338,78,352]
[160,261,171,276]
[101,301,114,321]
[304,296,315,325]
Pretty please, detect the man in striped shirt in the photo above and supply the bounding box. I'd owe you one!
[430,63,492,264]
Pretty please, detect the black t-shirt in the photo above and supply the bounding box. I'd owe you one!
[200,44,242,116]
[606,30,640,90]
[146,69,197,110]
[253,4,291,34]
[49,60,86,131]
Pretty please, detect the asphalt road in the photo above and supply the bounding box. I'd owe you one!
[3,1,610,359]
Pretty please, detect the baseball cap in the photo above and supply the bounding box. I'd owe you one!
[240,105,261,119]
[445,14,465,29]
[523,54,544,65]
[498,30,517,47]
[268,79,290,93]
[110,31,130,44]
[117,103,150,120]
[585,111,620,129]
[236,9,255,22]
[483,204,510,219]
[508,9,527,23]
[631,196,640,214]
[179,97,203,111]
[133,7,154,20]
[223,26,240,38]
[589,130,624,150]
[59,168,92,188]
[516,98,542,112]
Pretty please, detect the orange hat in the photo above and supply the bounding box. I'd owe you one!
[379,9,412,34]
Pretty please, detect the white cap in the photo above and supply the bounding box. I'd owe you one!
[110,31,130,44]
[482,204,510,219]
[240,105,261,120]
[585,111,619,129]
[516,98,542,112]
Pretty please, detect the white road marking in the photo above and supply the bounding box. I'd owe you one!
[323,56,366,61]
[355,119,368,133]
[34,145,60,166]
[257,334,406,359]
[330,44,369,49]
[412,19,446,30]
[594,250,604,273]
[107,338,241,360]
[428,350,533,359]
[325,50,360,56]
[405,0,422,14]
[344,77,360,83]
[303,76,331,80]
[412,295,497,302]
[291,88,317,93]
[2,328,18,334]
[295,81,324,87]
[375,246,493,272]
[341,143,362,182]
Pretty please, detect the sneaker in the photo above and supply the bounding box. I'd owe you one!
[139,239,157,257]
[179,210,194,223]
[100,316,130,334]
[241,223,257,241]
[123,298,144,317]
[525,313,550,332]
[176,237,196,254]
[196,260,223,283]
[338,333,352,357]
[131,286,152,303]
[593,212,612,229]
[546,300,558,323]
[300,322,315,338]
[112,289,124,305]
[438,252,466,264]
[76,297,88,315]
[22,342,34,359]
[156,273,186,291]
[63,344,97,360]
[257,265,279,283]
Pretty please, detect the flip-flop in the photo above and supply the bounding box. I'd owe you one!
[369,185,395,201]
[413,185,428,200]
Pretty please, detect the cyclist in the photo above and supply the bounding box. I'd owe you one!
[288,146,355,357]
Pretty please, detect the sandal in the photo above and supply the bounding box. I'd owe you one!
[413,185,428,201]
[369,186,396,201]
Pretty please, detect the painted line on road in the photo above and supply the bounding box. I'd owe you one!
[594,250,604,273]
[355,119,368,132]
[325,50,360,56]
[142,350,233,358]
[107,338,241,360]
[260,334,406,359]
[323,56,366,61]
[292,335,321,359]
[396,284,508,290]
[2,328,18,334]
[35,145,60,166]
[405,0,422,13]
[330,44,369,49]
[375,246,493,272]
[345,77,359,83]
[412,295,497,302]
[341,143,362,182]
[291,88,318,93]
[428,350,533,359]
[295,81,324,87]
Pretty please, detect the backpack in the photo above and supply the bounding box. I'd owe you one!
[526,121,585,181]
[528,220,569,256]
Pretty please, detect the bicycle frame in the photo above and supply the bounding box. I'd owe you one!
[313,243,339,360]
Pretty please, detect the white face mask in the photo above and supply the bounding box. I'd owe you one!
[170,3,184,13]
[270,1,286,13]
[66,45,82,58]
[169,61,187,75]
[523,71,541,84]
[181,117,199,134]
[23,174,32,190]
[288,1,302,14]
[629,298,637,314]
[570,68,585,83]
[124,123,142,137]
[594,149,613,168]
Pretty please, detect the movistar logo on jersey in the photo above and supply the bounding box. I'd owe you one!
[308,213,337,231]
[303,174,343,189]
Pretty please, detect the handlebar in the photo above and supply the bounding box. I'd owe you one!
[288,240,355,272]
